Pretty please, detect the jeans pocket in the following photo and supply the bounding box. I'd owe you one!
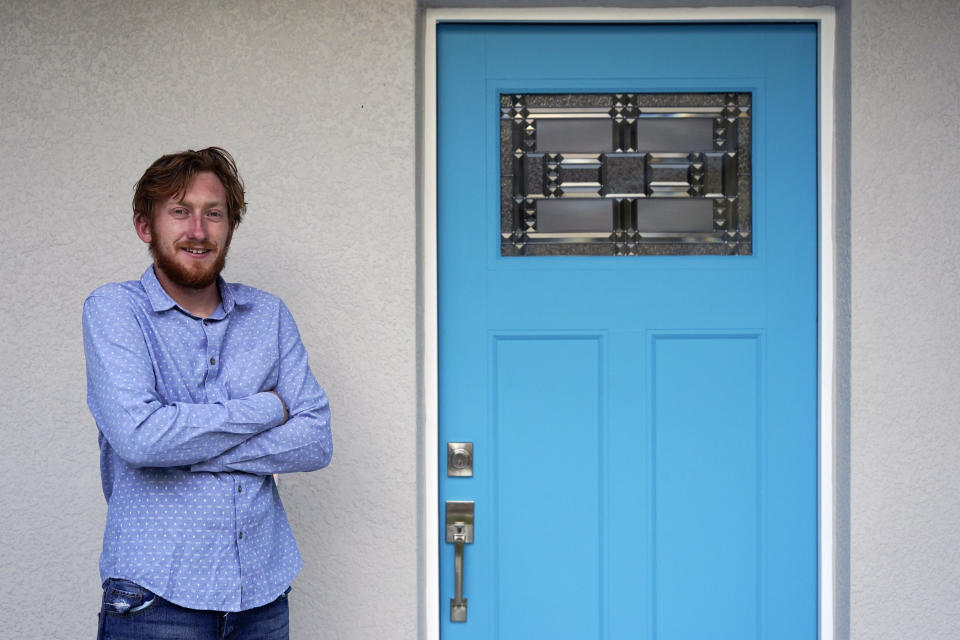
[102,578,159,616]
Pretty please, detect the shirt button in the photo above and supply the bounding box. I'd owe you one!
[210,357,216,365]
[238,485,243,493]
[238,531,243,540]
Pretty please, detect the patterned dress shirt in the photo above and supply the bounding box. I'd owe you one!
[83,266,332,611]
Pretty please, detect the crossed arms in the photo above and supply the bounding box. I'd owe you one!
[83,293,332,476]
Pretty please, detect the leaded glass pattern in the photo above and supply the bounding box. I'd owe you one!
[500,93,752,256]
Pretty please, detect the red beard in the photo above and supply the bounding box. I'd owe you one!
[149,237,230,290]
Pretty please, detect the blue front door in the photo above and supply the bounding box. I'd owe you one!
[438,23,817,639]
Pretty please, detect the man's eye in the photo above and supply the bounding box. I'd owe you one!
[207,210,223,218]
[172,208,188,216]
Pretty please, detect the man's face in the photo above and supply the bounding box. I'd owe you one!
[135,171,233,290]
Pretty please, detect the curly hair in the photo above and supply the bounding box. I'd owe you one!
[133,147,246,228]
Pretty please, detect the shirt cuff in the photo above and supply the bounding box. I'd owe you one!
[253,391,287,429]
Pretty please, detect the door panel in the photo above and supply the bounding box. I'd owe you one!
[495,335,603,637]
[438,23,817,639]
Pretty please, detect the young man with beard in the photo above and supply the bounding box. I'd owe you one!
[83,148,332,640]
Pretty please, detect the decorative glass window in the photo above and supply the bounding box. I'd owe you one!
[500,93,751,256]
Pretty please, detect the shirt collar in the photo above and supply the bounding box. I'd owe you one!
[220,276,242,314]
[140,265,247,316]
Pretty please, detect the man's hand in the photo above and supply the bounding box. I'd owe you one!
[267,390,289,423]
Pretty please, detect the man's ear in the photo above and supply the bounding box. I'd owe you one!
[134,215,152,244]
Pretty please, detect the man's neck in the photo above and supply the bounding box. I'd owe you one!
[153,265,221,318]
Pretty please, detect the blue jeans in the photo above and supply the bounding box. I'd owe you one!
[97,579,290,640]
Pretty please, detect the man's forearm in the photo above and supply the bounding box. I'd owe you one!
[189,397,331,475]
[89,390,288,468]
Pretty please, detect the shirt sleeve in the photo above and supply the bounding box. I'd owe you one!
[83,293,287,468]
[190,301,333,476]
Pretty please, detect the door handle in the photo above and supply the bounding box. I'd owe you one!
[445,500,474,622]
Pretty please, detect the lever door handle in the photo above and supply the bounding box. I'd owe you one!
[445,500,474,622]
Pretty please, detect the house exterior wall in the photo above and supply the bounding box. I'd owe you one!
[0,1,956,639]
[851,1,960,638]
[0,1,418,638]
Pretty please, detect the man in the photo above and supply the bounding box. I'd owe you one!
[83,147,332,640]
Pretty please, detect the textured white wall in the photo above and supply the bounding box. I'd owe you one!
[0,1,417,638]
[851,0,960,638]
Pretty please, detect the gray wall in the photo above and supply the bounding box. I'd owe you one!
[851,0,960,638]
[0,1,418,638]
[1,1,958,639]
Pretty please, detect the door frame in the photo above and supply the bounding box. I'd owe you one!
[420,8,837,639]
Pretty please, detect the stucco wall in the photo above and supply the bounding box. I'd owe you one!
[0,1,418,638]
[851,0,960,638]
[2,1,959,639]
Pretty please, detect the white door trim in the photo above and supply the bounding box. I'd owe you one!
[420,8,837,639]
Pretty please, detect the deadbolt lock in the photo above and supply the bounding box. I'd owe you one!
[447,442,473,477]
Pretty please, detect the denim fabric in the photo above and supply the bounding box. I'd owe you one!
[97,578,290,640]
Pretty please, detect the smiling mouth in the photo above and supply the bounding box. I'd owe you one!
[181,247,213,256]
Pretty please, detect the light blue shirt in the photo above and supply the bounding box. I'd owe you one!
[83,266,332,611]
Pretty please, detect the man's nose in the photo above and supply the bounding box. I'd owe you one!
[186,214,207,240]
